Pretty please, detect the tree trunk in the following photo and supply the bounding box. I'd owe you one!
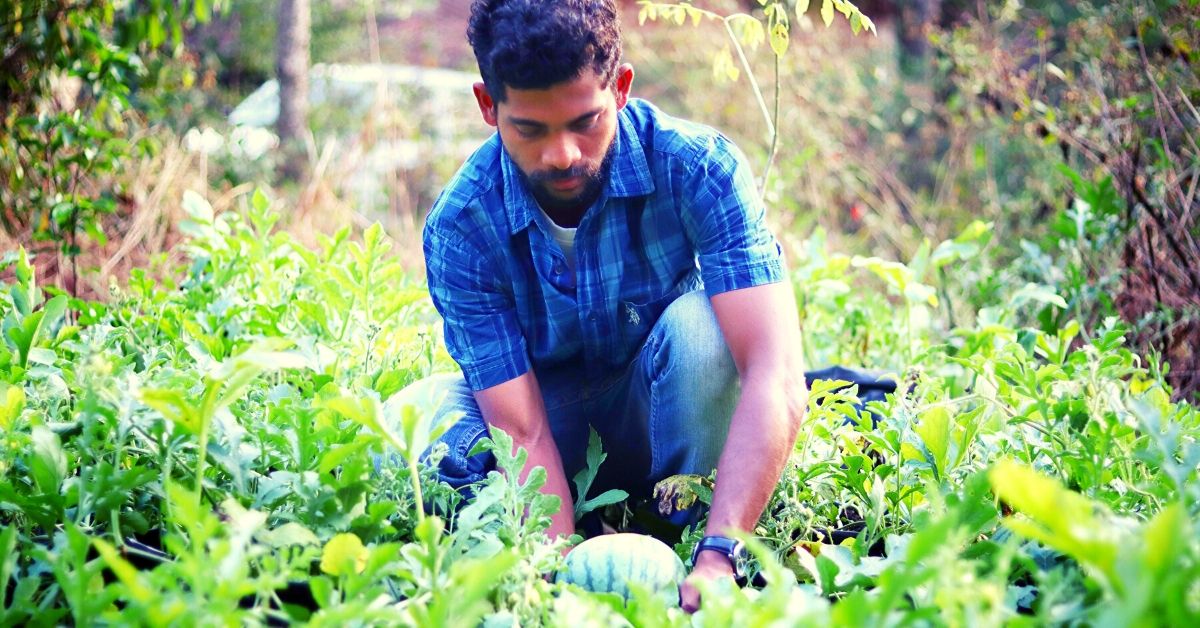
[276,0,310,181]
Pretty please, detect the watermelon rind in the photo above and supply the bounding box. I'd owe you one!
[557,533,687,606]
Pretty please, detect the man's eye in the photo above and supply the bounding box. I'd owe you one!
[515,126,542,138]
[571,117,598,132]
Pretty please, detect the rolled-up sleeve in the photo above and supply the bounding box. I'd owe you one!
[423,226,530,391]
[681,134,784,297]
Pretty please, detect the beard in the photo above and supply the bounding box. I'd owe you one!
[519,144,614,215]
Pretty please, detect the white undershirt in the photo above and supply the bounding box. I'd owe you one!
[536,205,578,273]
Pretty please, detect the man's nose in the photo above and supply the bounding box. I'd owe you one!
[543,134,581,171]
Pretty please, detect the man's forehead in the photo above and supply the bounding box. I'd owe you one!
[496,71,613,119]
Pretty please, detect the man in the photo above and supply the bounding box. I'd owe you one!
[420,0,806,610]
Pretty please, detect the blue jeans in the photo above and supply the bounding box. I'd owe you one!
[409,290,739,508]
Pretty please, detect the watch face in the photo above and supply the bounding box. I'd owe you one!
[731,540,748,578]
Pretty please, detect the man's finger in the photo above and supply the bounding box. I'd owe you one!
[679,581,700,614]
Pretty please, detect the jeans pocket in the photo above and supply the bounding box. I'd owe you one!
[424,418,493,490]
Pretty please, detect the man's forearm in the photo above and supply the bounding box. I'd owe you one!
[705,370,806,537]
[474,371,576,541]
[513,430,577,540]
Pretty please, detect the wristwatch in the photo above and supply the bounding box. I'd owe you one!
[690,535,749,583]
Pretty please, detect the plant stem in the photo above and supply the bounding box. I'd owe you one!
[408,455,426,525]
[723,18,774,138]
[196,420,209,510]
[760,51,783,198]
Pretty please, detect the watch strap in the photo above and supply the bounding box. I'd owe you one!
[690,535,747,583]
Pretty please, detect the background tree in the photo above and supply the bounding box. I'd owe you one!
[275,0,311,182]
[0,0,220,294]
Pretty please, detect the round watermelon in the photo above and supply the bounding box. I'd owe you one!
[558,533,687,605]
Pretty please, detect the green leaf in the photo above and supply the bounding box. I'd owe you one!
[30,426,67,495]
[262,522,321,548]
[988,460,1122,592]
[852,256,911,292]
[0,384,26,431]
[39,294,68,332]
[93,537,154,603]
[821,0,834,26]
[797,0,811,16]
[638,3,655,25]
[815,552,841,593]
[712,45,740,82]
[955,219,993,245]
[140,388,202,434]
[320,394,396,447]
[382,374,459,458]
[1010,283,1068,310]
[915,406,952,476]
[859,13,876,34]
[577,489,629,516]
[182,189,214,223]
[6,294,67,368]
[321,533,369,576]
[319,439,375,475]
[770,21,789,57]
[251,187,271,212]
[904,512,960,563]
[0,525,17,596]
[308,575,334,609]
[572,428,606,519]
[727,14,765,50]
[1141,503,1187,578]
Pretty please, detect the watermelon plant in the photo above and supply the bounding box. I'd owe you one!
[0,189,1197,625]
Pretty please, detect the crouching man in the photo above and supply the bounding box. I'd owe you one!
[417,0,806,611]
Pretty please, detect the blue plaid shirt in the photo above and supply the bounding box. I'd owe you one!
[423,99,784,391]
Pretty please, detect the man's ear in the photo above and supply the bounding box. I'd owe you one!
[612,63,635,109]
[473,82,499,127]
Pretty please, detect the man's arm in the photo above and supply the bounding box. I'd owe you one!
[474,370,577,541]
[680,279,807,611]
[424,221,575,540]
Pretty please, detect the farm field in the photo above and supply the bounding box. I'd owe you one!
[2,0,1199,625]
[1,191,1196,625]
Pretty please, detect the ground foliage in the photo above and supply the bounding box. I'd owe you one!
[0,190,1197,626]
[2,0,1200,625]
[931,0,1200,400]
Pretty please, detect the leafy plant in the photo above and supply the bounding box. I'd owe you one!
[637,0,874,195]
[0,178,1196,623]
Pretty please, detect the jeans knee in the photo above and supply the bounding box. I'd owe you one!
[648,290,737,387]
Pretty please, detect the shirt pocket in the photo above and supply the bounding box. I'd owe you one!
[619,272,702,344]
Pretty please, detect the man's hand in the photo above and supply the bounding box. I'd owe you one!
[679,551,736,613]
[474,371,577,541]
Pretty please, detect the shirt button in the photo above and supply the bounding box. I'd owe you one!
[553,262,563,275]
[587,311,598,322]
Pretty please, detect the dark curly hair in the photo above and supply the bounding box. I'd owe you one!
[468,0,622,103]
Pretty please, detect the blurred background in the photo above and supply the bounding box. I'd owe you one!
[1,0,1197,398]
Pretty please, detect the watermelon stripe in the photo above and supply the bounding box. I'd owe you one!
[604,546,616,597]
[559,533,686,605]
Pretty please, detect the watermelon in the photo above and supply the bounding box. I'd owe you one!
[557,533,687,605]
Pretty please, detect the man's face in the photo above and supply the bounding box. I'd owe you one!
[474,64,634,216]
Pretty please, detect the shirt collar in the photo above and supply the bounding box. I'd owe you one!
[606,107,655,199]
[500,105,656,235]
